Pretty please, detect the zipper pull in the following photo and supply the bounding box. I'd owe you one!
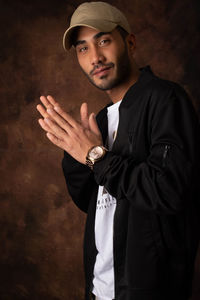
[163,145,170,167]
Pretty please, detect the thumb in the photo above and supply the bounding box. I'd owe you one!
[80,102,89,129]
[89,113,101,137]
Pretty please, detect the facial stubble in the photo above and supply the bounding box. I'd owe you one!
[80,45,132,91]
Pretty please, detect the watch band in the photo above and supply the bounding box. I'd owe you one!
[85,157,95,170]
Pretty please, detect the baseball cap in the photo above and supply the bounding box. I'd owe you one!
[63,1,131,51]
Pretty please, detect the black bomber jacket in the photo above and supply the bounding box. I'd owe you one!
[62,66,200,300]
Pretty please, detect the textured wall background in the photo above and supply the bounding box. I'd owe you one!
[0,0,199,299]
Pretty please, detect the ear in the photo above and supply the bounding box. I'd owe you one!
[126,33,136,55]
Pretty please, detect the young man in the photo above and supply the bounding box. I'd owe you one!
[37,2,200,300]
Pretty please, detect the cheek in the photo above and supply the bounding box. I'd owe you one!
[77,56,89,73]
[103,48,115,62]
[104,44,124,65]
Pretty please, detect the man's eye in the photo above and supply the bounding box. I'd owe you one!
[99,39,110,46]
[78,46,88,53]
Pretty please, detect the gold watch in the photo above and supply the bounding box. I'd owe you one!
[86,145,108,170]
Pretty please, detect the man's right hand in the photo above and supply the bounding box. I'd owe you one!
[36,95,103,164]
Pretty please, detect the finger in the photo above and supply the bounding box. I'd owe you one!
[40,96,54,109]
[89,113,101,137]
[46,132,66,150]
[80,102,89,129]
[38,118,54,134]
[37,104,51,119]
[53,105,79,129]
[44,117,67,140]
[46,108,74,134]
[47,95,60,108]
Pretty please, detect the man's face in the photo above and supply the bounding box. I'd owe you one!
[74,27,132,91]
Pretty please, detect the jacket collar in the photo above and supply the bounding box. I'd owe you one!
[119,65,155,109]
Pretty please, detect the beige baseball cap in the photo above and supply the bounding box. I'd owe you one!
[63,1,131,51]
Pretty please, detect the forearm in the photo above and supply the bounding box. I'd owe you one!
[62,150,97,213]
[93,145,193,214]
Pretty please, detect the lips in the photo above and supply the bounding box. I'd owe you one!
[92,66,112,77]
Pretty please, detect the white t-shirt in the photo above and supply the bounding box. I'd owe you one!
[92,100,122,300]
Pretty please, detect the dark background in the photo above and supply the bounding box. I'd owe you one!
[0,0,200,299]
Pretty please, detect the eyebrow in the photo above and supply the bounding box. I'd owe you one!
[74,31,111,47]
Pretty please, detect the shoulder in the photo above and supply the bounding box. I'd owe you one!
[144,71,186,100]
[121,66,199,125]
[127,66,187,99]
[128,67,192,108]
[149,77,187,100]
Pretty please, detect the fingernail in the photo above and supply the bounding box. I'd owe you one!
[54,106,60,111]
[47,132,52,138]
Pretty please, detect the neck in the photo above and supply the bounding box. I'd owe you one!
[106,66,140,103]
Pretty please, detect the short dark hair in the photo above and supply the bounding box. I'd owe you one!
[71,27,80,48]
[116,25,129,40]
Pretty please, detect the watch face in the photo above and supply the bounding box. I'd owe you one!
[89,146,104,160]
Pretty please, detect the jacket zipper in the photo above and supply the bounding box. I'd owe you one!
[128,132,134,153]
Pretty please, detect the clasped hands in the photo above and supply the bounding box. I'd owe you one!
[37,95,102,164]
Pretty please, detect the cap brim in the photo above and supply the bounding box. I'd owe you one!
[63,19,117,51]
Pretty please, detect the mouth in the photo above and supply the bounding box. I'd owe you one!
[92,66,113,77]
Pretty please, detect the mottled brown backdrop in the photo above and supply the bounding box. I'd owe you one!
[0,0,200,299]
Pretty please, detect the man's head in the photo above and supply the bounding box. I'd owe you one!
[63,1,131,51]
[63,2,137,92]
[73,26,134,91]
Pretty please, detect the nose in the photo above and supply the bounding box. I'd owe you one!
[90,45,105,66]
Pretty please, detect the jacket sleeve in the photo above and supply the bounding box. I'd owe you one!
[93,87,200,214]
[61,105,108,213]
[62,150,97,213]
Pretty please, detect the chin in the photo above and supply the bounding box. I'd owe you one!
[98,79,122,91]
[91,76,118,91]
